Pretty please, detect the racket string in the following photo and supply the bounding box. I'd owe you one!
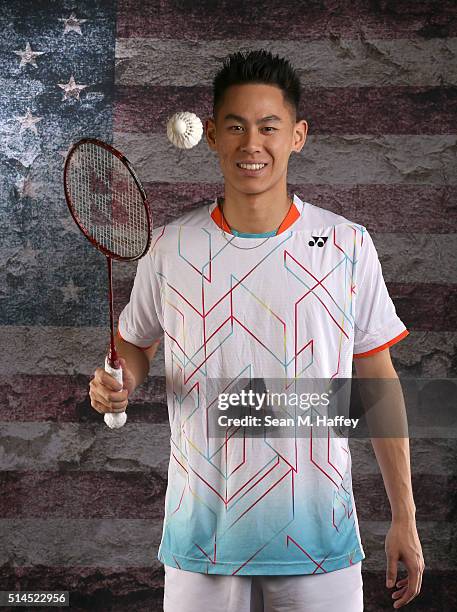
[67,141,149,259]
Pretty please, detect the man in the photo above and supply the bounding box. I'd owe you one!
[89,50,424,611]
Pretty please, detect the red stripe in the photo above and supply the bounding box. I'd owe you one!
[116,0,457,39]
[114,86,457,135]
[0,375,167,422]
[125,183,457,233]
[0,472,452,520]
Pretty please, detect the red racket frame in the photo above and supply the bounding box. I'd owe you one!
[63,137,152,369]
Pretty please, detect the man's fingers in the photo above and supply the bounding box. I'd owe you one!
[102,389,129,404]
[102,372,123,391]
[90,375,128,401]
[392,564,422,608]
[392,585,407,599]
[386,555,398,588]
[417,569,423,598]
[91,397,128,414]
[89,385,128,412]
[93,367,123,391]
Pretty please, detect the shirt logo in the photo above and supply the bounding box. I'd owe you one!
[308,235,328,247]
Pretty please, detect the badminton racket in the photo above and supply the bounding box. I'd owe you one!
[63,137,152,429]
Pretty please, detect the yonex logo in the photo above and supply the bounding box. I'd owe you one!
[308,236,328,247]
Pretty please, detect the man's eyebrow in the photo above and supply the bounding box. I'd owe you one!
[223,113,283,124]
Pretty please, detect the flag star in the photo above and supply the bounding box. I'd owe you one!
[17,174,39,198]
[59,12,88,35]
[22,240,39,265]
[13,42,46,68]
[57,75,89,102]
[60,279,84,303]
[14,108,43,135]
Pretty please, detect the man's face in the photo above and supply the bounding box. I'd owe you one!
[206,83,307,197]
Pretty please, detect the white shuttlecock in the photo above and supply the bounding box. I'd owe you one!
[167,111,203,149]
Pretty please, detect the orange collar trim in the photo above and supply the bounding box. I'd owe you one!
[211,198,301,235]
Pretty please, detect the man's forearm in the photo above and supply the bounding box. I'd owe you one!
[354,350,416,522]
[371,436,416,521]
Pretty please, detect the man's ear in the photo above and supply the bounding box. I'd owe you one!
[205,118,217,150]
[293,119,308,153]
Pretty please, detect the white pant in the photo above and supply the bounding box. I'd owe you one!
[164,561,363,612]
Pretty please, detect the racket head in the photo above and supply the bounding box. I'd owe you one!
[63,137,152,261]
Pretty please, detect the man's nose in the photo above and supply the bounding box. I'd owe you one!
[240,129,262,152]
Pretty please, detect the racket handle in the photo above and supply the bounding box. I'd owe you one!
[103,356,127,429]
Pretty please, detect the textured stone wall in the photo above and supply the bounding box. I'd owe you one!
[1,0,456,610]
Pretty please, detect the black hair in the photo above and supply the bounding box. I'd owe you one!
[212,49,301,122]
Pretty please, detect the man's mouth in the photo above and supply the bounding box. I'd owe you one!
[236,162,268,174]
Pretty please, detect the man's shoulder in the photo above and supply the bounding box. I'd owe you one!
[148,199,214,256]
[169,199,214,227]
[299,198,364,232]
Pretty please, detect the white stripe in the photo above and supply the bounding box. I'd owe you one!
[115,38,457,87]
[112,233,457,284]
[0,326,163,376]
[0,519,451,569]
[113,132,457,185]
[0,424,454,475]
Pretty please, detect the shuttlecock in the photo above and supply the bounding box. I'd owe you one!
[167,111,203,149]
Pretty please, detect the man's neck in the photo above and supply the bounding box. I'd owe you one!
[220,184,292,234]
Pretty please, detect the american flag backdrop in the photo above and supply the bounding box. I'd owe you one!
[1,1,457,610]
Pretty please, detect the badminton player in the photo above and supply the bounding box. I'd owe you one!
[89,50,424,611]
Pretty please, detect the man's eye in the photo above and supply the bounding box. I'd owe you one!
[228,125,277,132]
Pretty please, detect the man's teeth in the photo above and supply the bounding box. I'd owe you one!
[238,163,266,170]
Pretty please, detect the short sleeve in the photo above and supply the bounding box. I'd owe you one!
[117,250,164,349]
[353,228,409,358]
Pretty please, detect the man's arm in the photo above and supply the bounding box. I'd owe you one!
[114,331,161,392]
[354,348,425,609]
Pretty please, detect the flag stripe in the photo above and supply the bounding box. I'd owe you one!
[4,183,457,234]
[0,472,453,522]
[0,421,456,477]
[115,38,457,87]
[0,328,455,376]
[113,132,457,185]
[0,374,167,421]
[0,567,453,610]
[114,85,457,135]
[0,519,452,570]
[116,0,457,40]
[129,183,457,233]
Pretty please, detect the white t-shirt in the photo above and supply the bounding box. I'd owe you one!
[118,193,409,575]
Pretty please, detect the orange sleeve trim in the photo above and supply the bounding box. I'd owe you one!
[116,327,157,351]
[353,328,409,359]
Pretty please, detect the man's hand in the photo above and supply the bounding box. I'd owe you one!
[385,519,425,608]
[89,357,136,415]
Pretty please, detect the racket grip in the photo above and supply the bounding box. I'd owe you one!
[103,356,127,429]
